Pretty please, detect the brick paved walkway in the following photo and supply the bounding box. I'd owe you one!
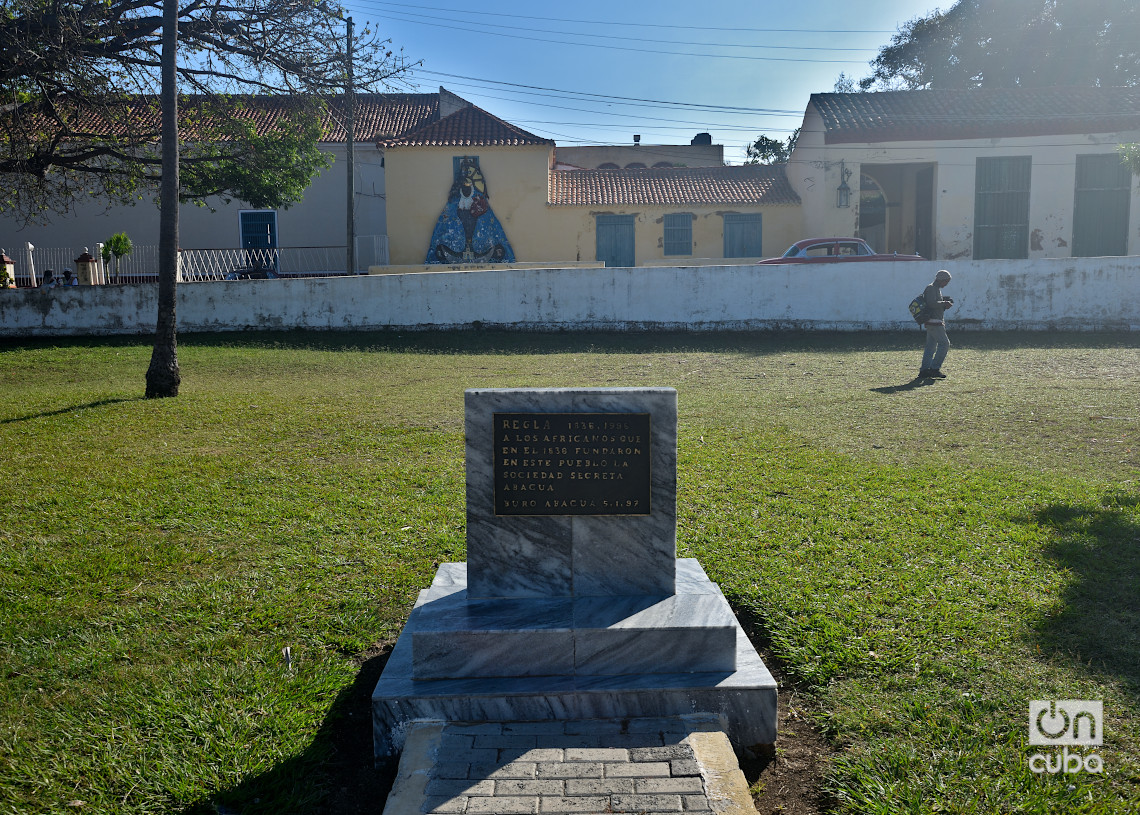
[384,716,755,815]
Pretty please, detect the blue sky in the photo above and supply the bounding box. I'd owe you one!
[337,0,940,163]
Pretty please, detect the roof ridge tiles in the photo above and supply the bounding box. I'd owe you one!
[379,102,553,148]
[811,86,1140,144]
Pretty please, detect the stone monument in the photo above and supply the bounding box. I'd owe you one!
[372,387,776,757]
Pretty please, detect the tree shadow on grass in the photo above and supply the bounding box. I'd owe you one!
[6,329,1138,359]
[174,327,1135,358]
[177,328,926,357]
[0,397,140,424]
[1030,494,1140,699]
[181,644,396,815]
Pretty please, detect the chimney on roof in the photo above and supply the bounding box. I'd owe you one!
[692,132,712,145]
[438,87,471,119]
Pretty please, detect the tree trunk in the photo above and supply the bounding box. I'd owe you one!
[145,0,181,399]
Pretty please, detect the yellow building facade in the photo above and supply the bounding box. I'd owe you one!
[381,104,803,268]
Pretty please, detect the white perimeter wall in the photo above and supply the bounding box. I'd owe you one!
[2,257,1138,337]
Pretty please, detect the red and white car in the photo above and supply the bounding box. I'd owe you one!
[758,237,925,264]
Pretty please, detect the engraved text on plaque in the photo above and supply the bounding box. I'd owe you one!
[493,412,651,515]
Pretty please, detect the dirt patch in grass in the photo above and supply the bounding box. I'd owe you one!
[743,655,835,815]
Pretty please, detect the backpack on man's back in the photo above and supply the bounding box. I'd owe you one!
[908,293,928,324]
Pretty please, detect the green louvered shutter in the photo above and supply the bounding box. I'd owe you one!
[974,157,1031,259]
[663,213,693,256]
[1073,154,1131,257]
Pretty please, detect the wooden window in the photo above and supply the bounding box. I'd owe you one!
[974,157,1031,259]
[664,213,693,256]
[1073,154,1131,257]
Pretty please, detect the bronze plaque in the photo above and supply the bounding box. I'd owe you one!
[493,412,652,516]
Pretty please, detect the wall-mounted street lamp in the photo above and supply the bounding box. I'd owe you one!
[836,160,853,208]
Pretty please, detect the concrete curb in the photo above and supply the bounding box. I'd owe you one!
[383,722,446,815]
[687,731,757,815]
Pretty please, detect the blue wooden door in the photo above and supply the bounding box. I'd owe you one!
[723,213,763,258]
[596,215,635,267]
[239,210,279,271]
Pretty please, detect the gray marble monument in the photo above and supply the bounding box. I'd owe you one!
[372,387,777,757]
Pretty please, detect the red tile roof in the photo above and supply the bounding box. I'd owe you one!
[324,94,440,142]
[378,104,553,148]
[185,93,440,142]
[812,87,1140,144]
[16,93,442,143]
[548,165,800,207]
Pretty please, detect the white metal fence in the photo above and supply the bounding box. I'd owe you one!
[7,235,389,286]
[103,244,161,284]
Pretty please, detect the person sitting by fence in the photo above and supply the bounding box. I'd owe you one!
[40,269,58,288]
[61,270,78,286]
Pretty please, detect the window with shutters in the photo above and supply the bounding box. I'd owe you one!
[1073,154,1132,257]
[664,213,693,256]
[974,157,1031,259]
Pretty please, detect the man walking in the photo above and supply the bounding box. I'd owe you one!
[919,269,954,379]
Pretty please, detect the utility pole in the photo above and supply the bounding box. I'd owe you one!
[345,16,356,276]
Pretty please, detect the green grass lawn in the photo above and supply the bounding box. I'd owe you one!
[1,330,1137,814]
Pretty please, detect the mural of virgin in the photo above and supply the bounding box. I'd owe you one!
[426,156,516,264]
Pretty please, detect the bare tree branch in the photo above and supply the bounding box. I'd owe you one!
[1,0,417,219]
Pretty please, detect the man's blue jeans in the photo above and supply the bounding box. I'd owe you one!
[921,324,950,371]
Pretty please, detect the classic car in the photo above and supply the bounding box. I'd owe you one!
[758,238,925,263]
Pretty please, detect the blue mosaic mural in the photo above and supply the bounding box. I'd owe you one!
[426,156,515,264]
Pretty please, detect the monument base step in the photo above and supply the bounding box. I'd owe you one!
[410,561,738,679]
[372,559,777,757]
